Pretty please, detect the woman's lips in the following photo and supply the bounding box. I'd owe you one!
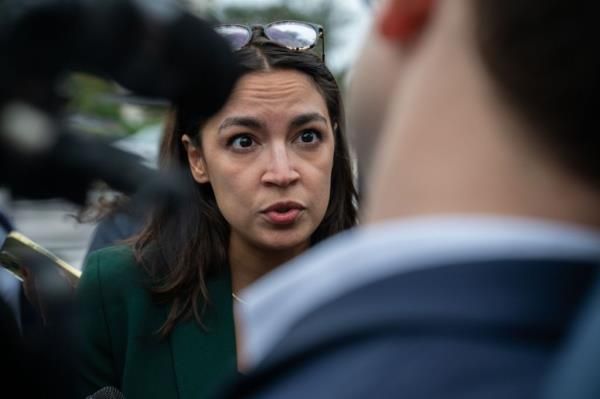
[262,202,305,225]
[264,208,302,225]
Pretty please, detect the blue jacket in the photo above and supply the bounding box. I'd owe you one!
[223,258,599,399]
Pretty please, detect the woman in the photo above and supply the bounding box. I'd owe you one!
[76,21,358,399]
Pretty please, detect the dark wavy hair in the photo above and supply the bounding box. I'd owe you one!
[133,40,358,336]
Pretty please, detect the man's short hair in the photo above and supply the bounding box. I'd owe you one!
[475,1,600,183]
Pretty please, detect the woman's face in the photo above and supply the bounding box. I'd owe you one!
[184,69,335,253]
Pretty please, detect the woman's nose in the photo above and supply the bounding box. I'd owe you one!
[261,145,300,187]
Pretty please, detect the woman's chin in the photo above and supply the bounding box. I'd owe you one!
[256,231,311,254]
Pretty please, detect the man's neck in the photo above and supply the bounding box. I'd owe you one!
[364,1,600,228]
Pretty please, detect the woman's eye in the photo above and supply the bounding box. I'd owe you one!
[298,130,321,144]
[229,135,255,150]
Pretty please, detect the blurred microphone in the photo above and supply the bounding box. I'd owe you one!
[0,104,190,205]
[1,0,241,113]
[85,386,125,399]
[0,0,241,204]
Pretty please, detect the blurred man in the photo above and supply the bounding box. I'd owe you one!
[223,0,600,398]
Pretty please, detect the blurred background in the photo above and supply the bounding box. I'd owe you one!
[0,0,372,269]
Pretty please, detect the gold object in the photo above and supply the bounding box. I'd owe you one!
[0,231,81,286]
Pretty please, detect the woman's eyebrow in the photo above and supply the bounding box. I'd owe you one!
[219,116,263,133]
[289,113,328,129]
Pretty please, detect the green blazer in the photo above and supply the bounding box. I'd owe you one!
[76,246,237,399]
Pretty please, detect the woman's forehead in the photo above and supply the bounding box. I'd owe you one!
[226,70,328,112]
[201,70,333,134]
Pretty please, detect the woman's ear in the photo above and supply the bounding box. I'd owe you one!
[378,0,435,44]
[182,134,210,183]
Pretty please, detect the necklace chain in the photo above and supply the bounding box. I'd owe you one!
[232,292,247,304]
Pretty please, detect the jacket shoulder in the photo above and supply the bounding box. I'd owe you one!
[83,245,143,284]
[78,245,151,308]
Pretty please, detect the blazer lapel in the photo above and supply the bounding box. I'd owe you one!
[170,273,237,399]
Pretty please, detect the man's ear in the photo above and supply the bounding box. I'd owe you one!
[378,0,435,44]
[182,134,210,183]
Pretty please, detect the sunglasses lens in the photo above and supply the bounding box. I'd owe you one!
[215,25,251,50]
[265,22,318,49]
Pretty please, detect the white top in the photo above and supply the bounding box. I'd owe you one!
[237,216,600,368]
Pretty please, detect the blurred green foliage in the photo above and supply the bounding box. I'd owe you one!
[66,75,120,121]
[64,74,166,137]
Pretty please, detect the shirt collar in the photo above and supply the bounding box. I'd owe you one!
[237,215,600,368]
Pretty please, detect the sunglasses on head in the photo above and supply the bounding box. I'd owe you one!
[215,20,326,62]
